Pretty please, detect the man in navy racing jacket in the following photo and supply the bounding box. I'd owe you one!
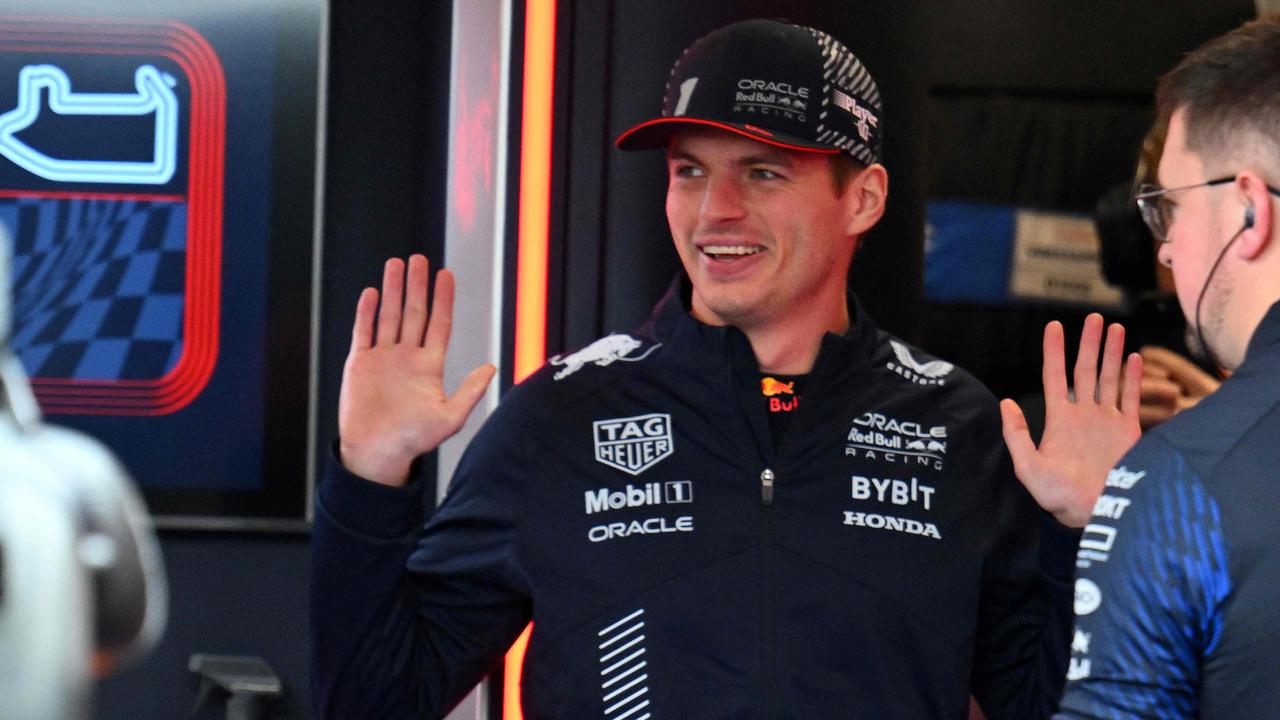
[1053,16,1280,719]
[312,19,1142,719]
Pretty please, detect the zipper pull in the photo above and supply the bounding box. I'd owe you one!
[760,468,775,506]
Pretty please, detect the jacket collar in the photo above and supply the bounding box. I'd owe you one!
[1243,299,1280,365]
[641,273,879,379]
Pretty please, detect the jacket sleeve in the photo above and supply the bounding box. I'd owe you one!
[310,411,533,719]
[1054,438,1229,719]
[968,415,1079,720]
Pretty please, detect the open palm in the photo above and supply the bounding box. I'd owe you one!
[1000,314,1143,528]
[338,255,495,487]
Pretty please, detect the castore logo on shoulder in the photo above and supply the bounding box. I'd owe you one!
[886,340,953,386]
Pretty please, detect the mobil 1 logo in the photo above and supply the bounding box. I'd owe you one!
[585,480,695,544]
[593,413,674,476]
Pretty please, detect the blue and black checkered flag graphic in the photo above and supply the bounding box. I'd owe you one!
[1,197,185,381]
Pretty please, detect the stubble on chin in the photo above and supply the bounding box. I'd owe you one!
[690,284,761,328]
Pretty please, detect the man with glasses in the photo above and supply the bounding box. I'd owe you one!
[1136,177,1280,369]
[1053,15,1280,718]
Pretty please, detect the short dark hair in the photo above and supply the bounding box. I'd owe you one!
[830,154,868,195]
[1156,15,1280,176]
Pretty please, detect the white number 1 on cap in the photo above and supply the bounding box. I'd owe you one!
[674,77,699,116]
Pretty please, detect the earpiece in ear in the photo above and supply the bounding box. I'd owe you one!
[1245,205,1256,229]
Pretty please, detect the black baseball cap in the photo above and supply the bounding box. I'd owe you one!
[615,19,883,165]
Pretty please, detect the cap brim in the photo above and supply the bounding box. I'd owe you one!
[615,117,841,155]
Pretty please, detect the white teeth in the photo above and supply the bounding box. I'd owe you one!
[702,245,762,256]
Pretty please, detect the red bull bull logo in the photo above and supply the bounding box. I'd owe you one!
[761,376,799,412]
[760,377,795,397]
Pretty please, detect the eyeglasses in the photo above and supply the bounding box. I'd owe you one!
[1135,176,1280,243]
[1134,177,1235,243]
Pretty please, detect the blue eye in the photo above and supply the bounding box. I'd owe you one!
[672,164,704,178]
[751,167,781,180]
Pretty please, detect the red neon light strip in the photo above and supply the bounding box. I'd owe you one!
[504,624,534,719]
[506,0,557,718]
[512,0,556,384]
[0,189,185,203]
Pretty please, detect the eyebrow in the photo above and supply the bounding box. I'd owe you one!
[666,148,795,168]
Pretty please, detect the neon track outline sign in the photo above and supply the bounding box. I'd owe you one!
[0,63,179,185]
[0,17,225,416]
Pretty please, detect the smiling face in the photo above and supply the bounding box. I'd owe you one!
[665,128,879,335]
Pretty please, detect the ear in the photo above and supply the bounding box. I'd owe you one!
[843,163,888,238]
[1233,171,1273,261]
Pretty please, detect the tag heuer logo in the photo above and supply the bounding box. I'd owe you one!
[593,413,674,475]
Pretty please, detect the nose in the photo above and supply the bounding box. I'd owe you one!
[699,174,747,222]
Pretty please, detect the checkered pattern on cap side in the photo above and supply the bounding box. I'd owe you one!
[809,27,881,165]
[2,197,186,381]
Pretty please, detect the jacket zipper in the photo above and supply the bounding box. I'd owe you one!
[722,330,781,718]
[757,364,818,717]
[760,466,777,719]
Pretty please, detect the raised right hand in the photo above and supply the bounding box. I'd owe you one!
[338,255,496,486]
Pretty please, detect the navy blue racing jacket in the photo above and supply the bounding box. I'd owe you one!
[1056,301,1280,719]
[311,279,1077,719]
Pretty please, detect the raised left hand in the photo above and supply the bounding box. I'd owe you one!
[999,314,1143,528]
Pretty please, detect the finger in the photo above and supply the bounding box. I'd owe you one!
[1142,362,1171,379]
[1073,313,1104,404]
[1097,322,1126,407]
[999,398,1041,483]
[1182,370,1221,398]
[1176,394,1203,412]
[1140,345,1181,367]
[445,364,497,431]
[423,268,456,376]
[1140,377,1181,404]
[350,287,378,353]
[1140,346,1183,382]
[1140,404,1175,429]
[1120,352,1143,418]
[376,258,406,345]
[1153,351,1219,395]
[1042,321,1069,405]
[402,254,431,346]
